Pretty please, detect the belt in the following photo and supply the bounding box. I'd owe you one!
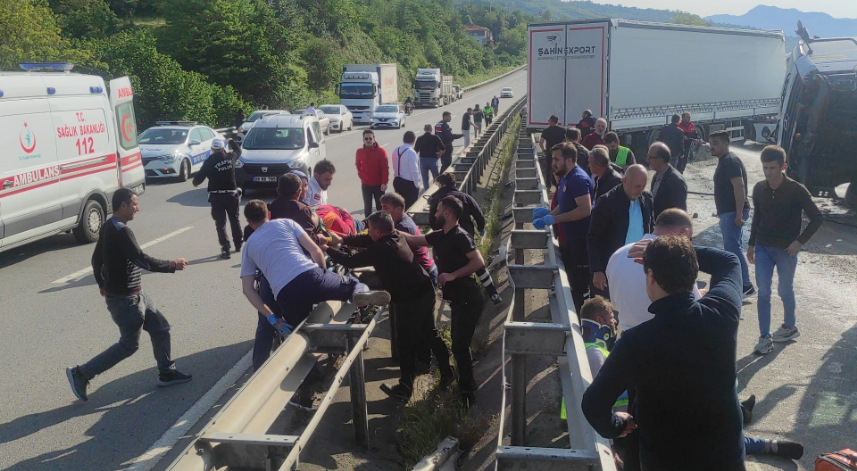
[105,289,141,298]
[209,189,240,194]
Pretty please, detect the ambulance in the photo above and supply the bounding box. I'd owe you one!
[0,63,145,253]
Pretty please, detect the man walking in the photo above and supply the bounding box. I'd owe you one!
[192,138,243,259]
[414,124,446,189]
[603,132,636,170]
[646,142,687,219]
[67,189,191,401]
[356,130,389,218]
[588,165,653,299]
[436,111,463,172]
[473,104,483,136]
[327,211,454,401]
[492,95,500,114]
[461,108,475,148]
[306,159,335,207]
[658,114,685,169]
[710,130,755,297]
[392,131,421,208]
[677,112,698,173]
[304,102,317,117]
[483,102,493,125]
[539,115,566,192]
[748,145,823,354]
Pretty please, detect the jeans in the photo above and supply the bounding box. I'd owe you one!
[744,437,766,455]
[275,266,360,327]
[210,192,242,249]
[754,245,798,337]
[447,280,484,393]
[80,292,174,379]
[361,184,384,218]
[463,128,471,148]
[395,288,453,389]
[718,210,752,287]
[474,122,482,136]
[420,157,440,189]
[393,177,419,209]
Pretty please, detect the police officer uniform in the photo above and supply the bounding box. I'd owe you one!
[435,119,462,173]
[193,138,243,258]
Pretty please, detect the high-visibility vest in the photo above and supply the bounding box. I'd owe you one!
[585,342,629,408]
[615,146,631,166]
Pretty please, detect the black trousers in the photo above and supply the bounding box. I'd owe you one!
[361,184,384,218]
[393,177,420,209]
[560,237,591,315]
[440,149,453,173]
[539,155,553,191]
[396,288,452,389]
[210,192,242,249]
[447,282,485,393]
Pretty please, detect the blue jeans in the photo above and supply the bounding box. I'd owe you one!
[718,210,752,287]
[420,157,440,189]
[754,245,798,337]
[745,436,766,455]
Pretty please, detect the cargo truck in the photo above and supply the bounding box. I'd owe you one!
[527,19,786,156]
[336,64,398,123]
[414,69,455,107]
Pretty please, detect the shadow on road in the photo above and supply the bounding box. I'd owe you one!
[0,233,81,270]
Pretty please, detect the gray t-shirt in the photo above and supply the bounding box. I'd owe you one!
[240,218,318,296]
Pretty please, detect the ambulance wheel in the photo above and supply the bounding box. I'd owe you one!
[73,199,105,244]
[846,182,857,210]
[177,159,191,182]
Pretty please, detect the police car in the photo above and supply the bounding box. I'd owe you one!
[139,122,223,182]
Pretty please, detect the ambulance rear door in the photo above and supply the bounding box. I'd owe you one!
[109,77,145,194]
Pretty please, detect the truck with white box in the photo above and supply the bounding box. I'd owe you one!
[337,64,398,123]
[414,68,455,107]
[527,19,786,155]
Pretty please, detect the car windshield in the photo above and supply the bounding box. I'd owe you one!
[247,111,273,122]
[503,88,512,92]
[415,79,437,89]
[243,127,305,150]
[320,106,340,114]
[375,106,398,113]
[340,83,374,99]
[138,128,188,145]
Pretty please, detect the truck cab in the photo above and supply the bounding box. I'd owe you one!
[338,71,379,124]
[414,68,443,107]
[777,24,857,208]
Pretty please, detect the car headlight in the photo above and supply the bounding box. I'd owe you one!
[287,158,304,169]
[234,158,244,168]
[161,153,178,163]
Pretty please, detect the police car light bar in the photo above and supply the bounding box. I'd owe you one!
[19,63,75,72]
[155,121,198,126]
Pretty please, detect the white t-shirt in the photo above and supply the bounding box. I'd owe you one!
[240,219,318,296]
[392,144,420,186]
[305,106,317,117]
[305,177,327,206]
[606,234,702,332]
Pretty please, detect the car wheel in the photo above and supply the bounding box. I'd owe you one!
[73,199,105,244]
[177,159,190,182]
[846,181,857,210]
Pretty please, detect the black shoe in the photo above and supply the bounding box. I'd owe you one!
[380,383,412,401]
[234,242,242,253]
[743,284,757,299]
[66,366,89,401]
[490,293,503,305]
[741,395,756,424]
[438,373,454,391]
[415,360,432,375]
[157,370,193,387]
[220,247,231,259]
[771,440,804,460]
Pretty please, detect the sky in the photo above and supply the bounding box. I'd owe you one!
[580,1,857,19]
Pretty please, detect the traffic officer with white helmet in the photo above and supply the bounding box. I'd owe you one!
[193,138,243,259]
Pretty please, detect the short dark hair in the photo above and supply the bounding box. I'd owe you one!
[367,211,395,233]
[580,295,613,321]
[709,130,730,144]
[436,173,455,187]
[112,187,135,210]
[362,129,374,137]
[671,114,681,124]
[403,131,416,144]
[549,115,559,124]
[642,235,698,294]
[443,111,451,117]
[590,146,610,168]
[314,159,336,176]
[310,102,315,107]
[566,127,581,141]
[380,192,405,209]
[654,208,693,232]
[278,173,302,198]
[649,142,671,161]
[424,124,433,132]
[760,145,786,165]
[244,200,268,225]
[550,142,577,164]
[438,195,463,219]
[603,132,619,145]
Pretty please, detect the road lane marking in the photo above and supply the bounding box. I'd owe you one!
[122,349,253,471]
[51,226,194,284]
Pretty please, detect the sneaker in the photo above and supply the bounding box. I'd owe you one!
[743,285,757,299]
[741,395,756,424]
[220,247,231,259]
[380,383,412,401]
[753,336,773,355]
[157,370,193,387]
[352,290,391,308]
[771,325,800,343]
[490,293,503,305]
[66,366,89,401]
[288,395,315,411]
[771,440,804,460]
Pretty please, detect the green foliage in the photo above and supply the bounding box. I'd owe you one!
[49,0,121,39]
[670,12,711,26]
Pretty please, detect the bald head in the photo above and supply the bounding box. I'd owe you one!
[653,208,694,238]
[622,164,648,200]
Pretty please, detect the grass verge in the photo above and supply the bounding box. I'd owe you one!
[457,63,525,89]
[479,114,521,258]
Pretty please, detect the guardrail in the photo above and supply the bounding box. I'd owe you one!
[459,64,526,94]
[166,298,384,471]
[494,127,616,470]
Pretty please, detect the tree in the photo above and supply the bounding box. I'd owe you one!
[49,0,121,39]
[670,12,710,27]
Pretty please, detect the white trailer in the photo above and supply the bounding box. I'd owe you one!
[527,19,786,151]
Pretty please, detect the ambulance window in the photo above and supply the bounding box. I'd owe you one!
[115,103,138,149]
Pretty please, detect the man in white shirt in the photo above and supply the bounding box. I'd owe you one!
[605,208,700,333]
[392,131,421,208]
[304,102,317,117]
[305,159,335,207]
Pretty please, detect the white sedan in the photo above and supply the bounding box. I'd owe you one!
[370,104,407,129]
[500,87,514,98]
[295,109,331,135]
[320,104,353,132]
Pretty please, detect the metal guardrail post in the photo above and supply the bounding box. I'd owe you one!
[346,330,370,450]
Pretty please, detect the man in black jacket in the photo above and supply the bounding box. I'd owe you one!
[193,138,243,259]
[646,142,687,219]
[435,112,463,172]
[658,114,685,168]
[588,164,653,298]
[414,124,446,189]
[565,127,591,175]
[582,236,746,471]
[327,211,453,401]
[589,146,623,200]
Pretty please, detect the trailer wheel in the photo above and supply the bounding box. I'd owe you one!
[846,182,857,210]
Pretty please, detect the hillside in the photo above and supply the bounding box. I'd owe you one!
[457,0,683,22]
[706,5,857,38]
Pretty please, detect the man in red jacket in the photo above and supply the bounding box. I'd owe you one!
[356,129,389,218]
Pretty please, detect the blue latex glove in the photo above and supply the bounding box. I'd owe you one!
[480,229,486,238]
[532,207,550,219]
[267,314,293,336]
[533,215,555,230]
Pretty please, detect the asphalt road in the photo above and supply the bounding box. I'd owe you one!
[0,70,528,471]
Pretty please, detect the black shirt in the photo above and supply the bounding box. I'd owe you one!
[428,186,485,237]
[473,110,483,123]
[541,125,567,154]
[425,225,478,298]
[268,198,321,235]
[191,146,241,191]
[92,218,175,295]
[461,113,471,130]
[713,152,750,216]
[658,124,685,160]
[749,175,823,249]
[414,133,445,160]
[578,117,595,137]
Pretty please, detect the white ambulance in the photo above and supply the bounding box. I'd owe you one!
[0,63,145,253]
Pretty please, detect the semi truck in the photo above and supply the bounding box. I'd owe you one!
[414,69,454,107]
[336,64,398,123]
[527,19,786,157]
[777,22,857,208]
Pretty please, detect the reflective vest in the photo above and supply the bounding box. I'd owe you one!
[585,342,629,408]
[615,146,631,166]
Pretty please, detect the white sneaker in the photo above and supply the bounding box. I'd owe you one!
[753,336,774,354]
[771,325,800,343]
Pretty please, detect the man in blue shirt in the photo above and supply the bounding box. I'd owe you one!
[532,143,593,313]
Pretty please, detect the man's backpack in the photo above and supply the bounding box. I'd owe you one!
[816,449,857,471]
